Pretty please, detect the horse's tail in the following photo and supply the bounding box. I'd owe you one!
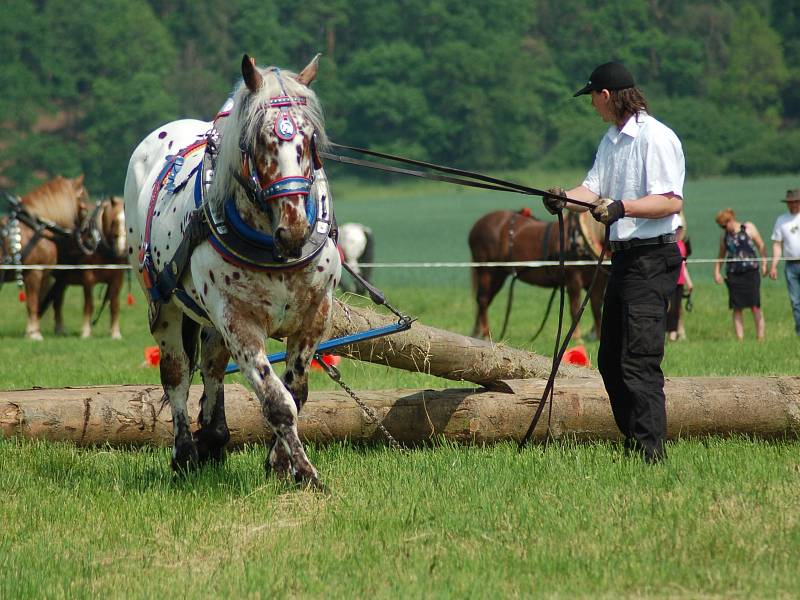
[92,283,112,326]
[38,277,67,316]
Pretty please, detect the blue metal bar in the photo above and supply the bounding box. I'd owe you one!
[224,320,411,375]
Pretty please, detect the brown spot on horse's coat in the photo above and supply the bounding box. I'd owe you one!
[233,272,240,280]
[209,271,215,284]
[160,354,184,387]
[203,283,208,295]
[316,266,324,272]
[225,275,231,285]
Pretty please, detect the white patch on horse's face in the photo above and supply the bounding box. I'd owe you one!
[115,210,127,257]
[253,111,315,253]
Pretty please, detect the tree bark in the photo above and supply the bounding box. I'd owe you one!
[328,300,589,388]
[2,377,798,448]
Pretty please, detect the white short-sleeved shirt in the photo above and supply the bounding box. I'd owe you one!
[771,211,800,259]
[582,112,685,241]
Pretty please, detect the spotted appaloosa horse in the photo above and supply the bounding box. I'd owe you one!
[124,55,340,487]
[42,196,128,339]
[337,222,374,294]
[468,209,607,340]
[0,175,90,340]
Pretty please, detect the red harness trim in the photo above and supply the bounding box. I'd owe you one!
[140,139,207,291]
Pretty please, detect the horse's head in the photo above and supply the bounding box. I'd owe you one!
[99,196,127,259]
[222,54,325,259]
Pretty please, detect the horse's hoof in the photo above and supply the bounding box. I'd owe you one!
[295,473,328,494]
[27,332,43,341]
[196,440,226,465]
[194,427,229,465]
[111,332,122,340]
[171,442,199,474]
[265,456,292,480]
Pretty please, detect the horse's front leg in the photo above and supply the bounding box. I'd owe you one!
[194,327,231,464]
[268,298,333,480]
[108,273,123,339]
[224,320,320,488]
[52,279,66,337]
[152,305,199,472]
[24,271,44,341]
[81,282,94,338]
[566,272,583,340]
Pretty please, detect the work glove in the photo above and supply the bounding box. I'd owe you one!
[543,187,567,215]
[591,198,625,225]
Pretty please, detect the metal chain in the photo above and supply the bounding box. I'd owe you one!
[317,358,404,451]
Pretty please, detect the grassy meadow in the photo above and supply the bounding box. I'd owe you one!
[1,173,799,597]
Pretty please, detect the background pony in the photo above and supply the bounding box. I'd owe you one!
[0,175,90,340]
[40,196,128,339]
[124,55,339,487]
[338,222,374,294]
[468,209,607,340]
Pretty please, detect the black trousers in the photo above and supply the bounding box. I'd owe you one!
[598,242,682,462]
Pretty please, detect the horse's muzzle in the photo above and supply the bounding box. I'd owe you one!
[274,224,310,259]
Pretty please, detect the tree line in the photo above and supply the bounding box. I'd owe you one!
[1,0,799,195]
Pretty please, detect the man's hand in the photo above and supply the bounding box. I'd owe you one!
[770,266,778,280]
[591,198,625,225]
[543,187,567,215]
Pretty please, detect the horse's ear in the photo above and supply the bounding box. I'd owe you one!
[242,54,262,93]
[296,53,321,86]
[73,174,85,188]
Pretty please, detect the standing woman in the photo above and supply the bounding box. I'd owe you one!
[713,208,767,340]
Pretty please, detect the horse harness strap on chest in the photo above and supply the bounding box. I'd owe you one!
[2,199,75,264]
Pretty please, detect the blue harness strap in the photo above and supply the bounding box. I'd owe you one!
[224,320,413,374]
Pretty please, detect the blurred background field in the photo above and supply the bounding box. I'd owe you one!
[1,173,797,390]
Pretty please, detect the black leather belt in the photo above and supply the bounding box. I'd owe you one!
[609,233,677,252]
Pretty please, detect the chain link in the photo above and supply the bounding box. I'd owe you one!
[317,357,404,451]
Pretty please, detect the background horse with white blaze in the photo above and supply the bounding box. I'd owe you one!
[41,196,128,339]
[124,55,339,487]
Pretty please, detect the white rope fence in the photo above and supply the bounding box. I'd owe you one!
[0,257,795,271]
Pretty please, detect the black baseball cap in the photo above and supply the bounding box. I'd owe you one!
[573,61,636,97]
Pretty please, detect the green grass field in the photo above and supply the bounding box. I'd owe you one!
[1,173,799,597]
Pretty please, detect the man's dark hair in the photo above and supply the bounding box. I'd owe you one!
[608,87,649,123]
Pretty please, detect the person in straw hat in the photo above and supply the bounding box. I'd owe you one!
[769,189,800,336]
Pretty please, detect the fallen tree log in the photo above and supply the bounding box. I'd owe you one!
[2,377,798,447]
[329,301,589,386]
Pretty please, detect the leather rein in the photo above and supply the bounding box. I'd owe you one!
[319,142,610,447]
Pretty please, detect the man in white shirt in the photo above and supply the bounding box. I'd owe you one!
[769,189,800,335]
[544,61,685,464]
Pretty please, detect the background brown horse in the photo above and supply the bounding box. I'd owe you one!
[1,175,90,340]
[43,196,128,339]
[468,209,608,340]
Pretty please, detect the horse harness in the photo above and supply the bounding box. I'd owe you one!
[1,195,100,291]
[139,85,336,331]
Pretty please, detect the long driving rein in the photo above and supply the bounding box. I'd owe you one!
[320,142,610,447]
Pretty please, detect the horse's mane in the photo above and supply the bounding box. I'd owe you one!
[208,66,327,212]
[21,176,85,228]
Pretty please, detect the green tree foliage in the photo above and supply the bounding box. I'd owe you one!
[1,0,798,194]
